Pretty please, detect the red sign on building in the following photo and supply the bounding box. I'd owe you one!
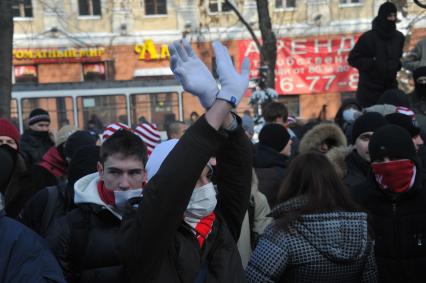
[238,34,361,95]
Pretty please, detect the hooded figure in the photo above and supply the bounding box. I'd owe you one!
[0,120,35,218]
[0,147,66,283]
[348,2,405,107]
[299,123,349,178]
[410,66,426,134]
[254,124,292,207]
[350,125,426,283]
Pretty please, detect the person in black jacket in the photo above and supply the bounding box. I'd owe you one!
[46,131,147,283]
[0,146,65,283]
[20,108,54,167]
[351,125,426,282]
[348,2,405,107]
[254,123,292,207]
[119,40,251,283]
[344,112,387,189]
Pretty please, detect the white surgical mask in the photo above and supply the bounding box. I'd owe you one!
[114,189,143,210]
[343,108,360,123]
[184,182,217,220]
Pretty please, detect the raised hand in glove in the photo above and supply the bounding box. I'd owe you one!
[168,39,219,109]
[213,42,250,108]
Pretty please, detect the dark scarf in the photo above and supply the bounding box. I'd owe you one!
[349,150,371,177]
[372,16,396,40]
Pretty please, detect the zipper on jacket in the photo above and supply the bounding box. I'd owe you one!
[391,201,402,262]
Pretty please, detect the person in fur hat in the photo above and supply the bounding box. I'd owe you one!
[348,2,405,107]
[299,123,349,178]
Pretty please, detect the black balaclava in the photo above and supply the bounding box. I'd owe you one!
[0,146,16,193]
[373,2,397,39]
[413,66,426,98]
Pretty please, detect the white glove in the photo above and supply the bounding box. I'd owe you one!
[213,42,250,107]
[168,39,219,109]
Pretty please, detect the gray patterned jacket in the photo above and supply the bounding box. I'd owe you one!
[246,197,377,283]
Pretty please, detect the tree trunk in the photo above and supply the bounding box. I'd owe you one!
[256,0,277,89]
[0,0,13,119]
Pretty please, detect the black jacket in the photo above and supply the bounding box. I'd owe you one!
[20,129,54,167]
[351,176,426,283]
[344,150,371,189]
[348,19,405,107]
[120,115,252,283]
[47,205,126,283]
[253,144,288,208]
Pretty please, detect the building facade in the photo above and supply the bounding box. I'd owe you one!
[11,0,426,131]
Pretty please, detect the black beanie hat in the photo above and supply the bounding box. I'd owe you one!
[385,113,420,137]
[67,145,100,187]
[28,108,50,126]
[352,112,388,144]
[369,125,416,163]
[377,89,410,108]
[378,2,397,18]
[65,131,98,159]
[259,124,290,152]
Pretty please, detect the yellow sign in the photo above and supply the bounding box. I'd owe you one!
[134,39,170,60]
[13,48,105,60]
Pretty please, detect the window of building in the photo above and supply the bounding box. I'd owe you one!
[339,0,361,5]
[83,63,106,81]
[145,0,167,15]
[208,0,232,14]
[12,0,33,18]
[275,0,296,10]
[78,0,101,16]
[14,65,37,84]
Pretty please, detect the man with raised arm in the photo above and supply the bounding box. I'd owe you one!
[119,39,252,283]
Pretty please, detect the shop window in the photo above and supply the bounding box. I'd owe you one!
[78,0,101,16]
[131,93,179,130]
[83,63,106,81]
[14,65,38,84]
[145,0,167,15]
[275,0,296,9]
[277,95,300,117]
[208,0,232,14]
[339,0,362,5]
[12,0,33,18]
[22,97,75,131]
[77,95,127,132]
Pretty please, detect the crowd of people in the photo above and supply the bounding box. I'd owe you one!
[2,2,426,282]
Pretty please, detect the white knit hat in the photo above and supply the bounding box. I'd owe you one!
[145,139,178,181]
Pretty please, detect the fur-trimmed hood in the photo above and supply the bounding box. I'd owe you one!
[299,123,347,154]
[326,146,352,179]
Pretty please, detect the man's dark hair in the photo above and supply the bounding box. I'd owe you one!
[166,121,186,139]
[262,101,288,123]
[100,129,148,166]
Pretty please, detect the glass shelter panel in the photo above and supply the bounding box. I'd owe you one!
[77,95,127,133]
[22,97,75,131]
[130,92,179,131]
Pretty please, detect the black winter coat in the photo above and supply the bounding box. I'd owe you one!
[253,144,288,208]
[351,177,426,283]
[344,150,371,189]
[348,19,405,107]
[46,205,127,283]
[120,115,252,283]
[20,129,54,167]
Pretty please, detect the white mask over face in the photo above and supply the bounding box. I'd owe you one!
[114,189,143,210]
[343,108,360,123]
[184,182,217,220]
